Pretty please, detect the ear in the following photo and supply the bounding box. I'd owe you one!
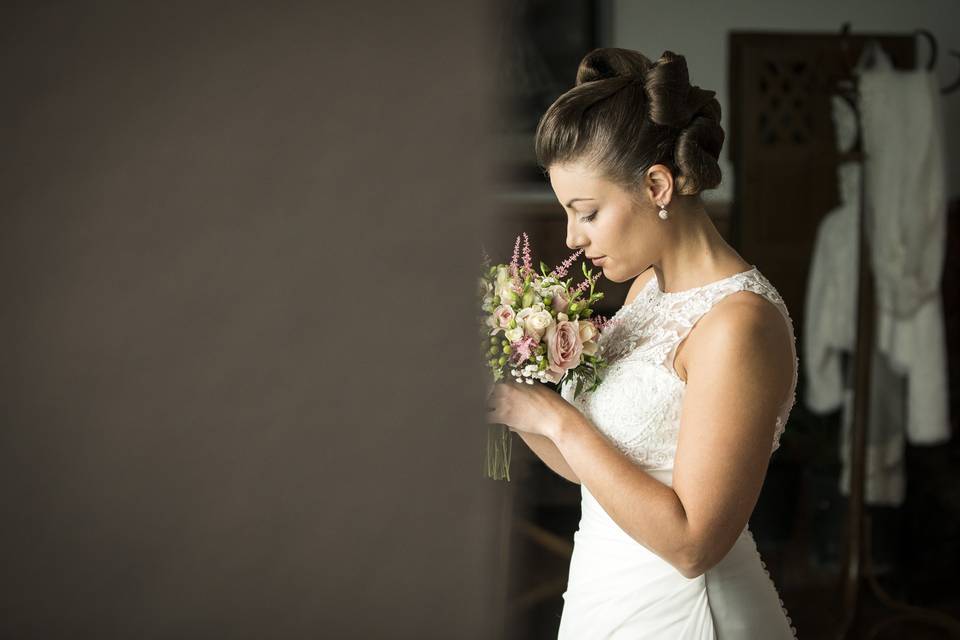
[645,164,675,206]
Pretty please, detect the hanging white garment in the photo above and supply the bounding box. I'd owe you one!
[802,94,859,416]
[858,44,951,446]
[802,45,951,506]
[802,125,908,506]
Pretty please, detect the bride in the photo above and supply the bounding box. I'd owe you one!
[486,48,799,638]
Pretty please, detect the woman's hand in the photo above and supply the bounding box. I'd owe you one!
[486,381,576,442]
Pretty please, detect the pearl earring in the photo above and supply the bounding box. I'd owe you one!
[658,202,669,220]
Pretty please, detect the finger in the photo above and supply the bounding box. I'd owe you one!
[486,402,507,425]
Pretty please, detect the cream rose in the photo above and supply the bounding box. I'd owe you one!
[579,320,599,356]
[517,302,553,342]
[504,326,524,342]
[523,309,553,342]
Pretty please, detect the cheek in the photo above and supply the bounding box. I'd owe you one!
[597,224,624,259]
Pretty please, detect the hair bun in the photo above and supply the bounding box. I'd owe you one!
[645,50,717,129]
[575,47,653,85]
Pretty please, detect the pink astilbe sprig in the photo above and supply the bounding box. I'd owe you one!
[509,234,522,279]
[550,248,584,279]
[508,334,538,366]
[593,314,617,332]
[521,232,533,277]
[573,270,602,295]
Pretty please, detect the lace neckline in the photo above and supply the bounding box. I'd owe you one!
[619,265,759,313]
[656,265,759,297]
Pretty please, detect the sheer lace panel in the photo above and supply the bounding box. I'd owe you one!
[561,268,798,467]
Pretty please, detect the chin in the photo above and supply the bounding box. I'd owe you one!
[603,267,628,284]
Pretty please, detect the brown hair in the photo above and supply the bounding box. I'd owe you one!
[534,48,724,198]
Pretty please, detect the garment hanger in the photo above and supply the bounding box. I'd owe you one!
[839,24,960,94]
[913,28,960,93]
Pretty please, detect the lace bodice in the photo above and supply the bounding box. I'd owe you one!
[560,266,799,469]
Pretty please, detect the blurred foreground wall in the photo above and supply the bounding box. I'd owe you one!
[0,2,503,638]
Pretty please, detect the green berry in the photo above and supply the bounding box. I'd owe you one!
[498,355,507,366]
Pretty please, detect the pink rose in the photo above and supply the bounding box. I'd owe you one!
[493,304,515,329]
[544,317,583,383]
[547,285,570,314]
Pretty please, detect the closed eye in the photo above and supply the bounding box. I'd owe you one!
[580,211,598,223]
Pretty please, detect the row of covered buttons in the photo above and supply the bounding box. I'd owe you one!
[745,528,798,638]
[759,557,798,638]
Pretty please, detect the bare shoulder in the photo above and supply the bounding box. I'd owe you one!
[623,266,657,306]
[678,290,793,387]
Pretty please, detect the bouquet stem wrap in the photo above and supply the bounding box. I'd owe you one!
[485,423,513,481]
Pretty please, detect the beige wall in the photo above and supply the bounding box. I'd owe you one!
[0,2,504,638]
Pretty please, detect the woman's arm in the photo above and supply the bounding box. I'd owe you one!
[512,428,581,484]
[551,294,794,578]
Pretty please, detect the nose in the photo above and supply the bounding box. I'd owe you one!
[565,219,588,251]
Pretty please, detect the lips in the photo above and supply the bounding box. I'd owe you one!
[590,256,606,266]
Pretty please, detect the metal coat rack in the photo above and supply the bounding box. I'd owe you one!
[832,22,960,640]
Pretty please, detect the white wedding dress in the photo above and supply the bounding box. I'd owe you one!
[557,266,800,639]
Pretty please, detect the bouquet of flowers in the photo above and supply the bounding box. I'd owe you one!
[478,232,613,480]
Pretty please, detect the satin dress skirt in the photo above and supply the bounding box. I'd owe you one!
[557,474,798,639]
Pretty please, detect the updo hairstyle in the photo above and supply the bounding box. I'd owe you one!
[534,48,725,199]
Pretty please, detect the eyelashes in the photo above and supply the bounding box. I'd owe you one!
[580,211,598,223]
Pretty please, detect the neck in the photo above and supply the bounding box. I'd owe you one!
[652,199,748,294]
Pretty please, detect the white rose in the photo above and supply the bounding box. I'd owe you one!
[515,302,543,324]
[505,327,524,342]
[524,309,554,342]
[515,305,535,326]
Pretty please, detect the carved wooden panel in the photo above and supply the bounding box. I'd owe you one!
[728,31,916,341]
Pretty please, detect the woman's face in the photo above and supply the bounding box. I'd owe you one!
[548,161,667,283]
